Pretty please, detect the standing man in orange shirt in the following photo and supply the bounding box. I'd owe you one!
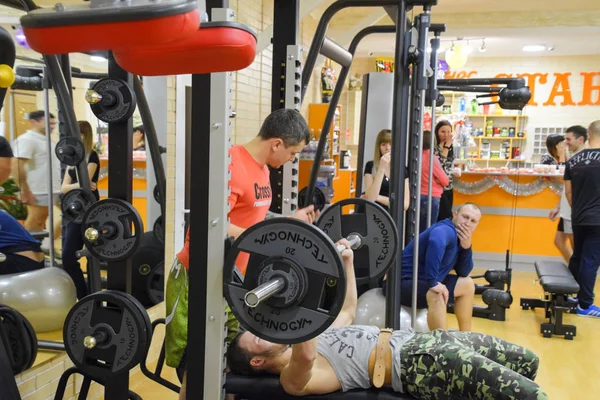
[165,109,318,399]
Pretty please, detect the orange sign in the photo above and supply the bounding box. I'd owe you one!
[444,70,600,107]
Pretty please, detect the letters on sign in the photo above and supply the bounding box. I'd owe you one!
[444,70,600,107]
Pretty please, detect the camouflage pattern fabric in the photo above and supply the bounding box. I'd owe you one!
[164,258,240,368]
[399,329,548,399]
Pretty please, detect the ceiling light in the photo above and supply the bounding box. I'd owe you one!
[90,55,107,63]
[522,45,547,52]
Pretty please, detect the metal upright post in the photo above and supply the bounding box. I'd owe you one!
[408,9,431,327]
[386,1,410,330]
[269,0,299,216]
[42,66,55,264]
[58,54,72,245]
[187,4,231,400]
[426,25,444,228]
[105,52,134,297]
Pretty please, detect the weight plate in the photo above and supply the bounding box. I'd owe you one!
[298,186,328,212]
[89,78,137,124]
[146,261,165,306]
[81,198,144,262]
[153,185,161,205]
[316,198,398,286]
[255,258,308,308]
[55,137,85,166]
[61,188,97,224]
[108,290,153,350]
[63,291,151,380]
[153,215,164,245]
[0,306,37,374]
[223,218,346,345]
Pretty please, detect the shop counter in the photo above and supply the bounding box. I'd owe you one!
[453,168,563,262]
[97,154,148,229]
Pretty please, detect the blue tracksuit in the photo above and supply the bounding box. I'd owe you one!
[401,219,473,287]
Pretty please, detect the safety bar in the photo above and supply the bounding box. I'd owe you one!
[301,0,403,102]
[437,77,527,89]
[320,37,353,67]
[303,25,395,212]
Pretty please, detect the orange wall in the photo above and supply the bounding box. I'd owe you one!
[454,174,561,257]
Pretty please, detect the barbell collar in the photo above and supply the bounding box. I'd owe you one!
[83,330,108,349]
[85,89,103,105]
[85,227,99,241]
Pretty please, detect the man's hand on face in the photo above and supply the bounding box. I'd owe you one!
[456,223,472,249]
[291,205,319,224]
[430,282,449,305]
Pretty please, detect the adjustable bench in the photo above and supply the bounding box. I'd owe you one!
[520,260,579,340]
[225,373,413,399]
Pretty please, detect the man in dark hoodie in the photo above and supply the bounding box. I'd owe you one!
[400,202,481,331]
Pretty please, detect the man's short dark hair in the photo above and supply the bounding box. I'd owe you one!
[456,202,481,215]
[226,333,262,376]
[258,109,310,147]
[566,125,588,142]
[28,110,55,122]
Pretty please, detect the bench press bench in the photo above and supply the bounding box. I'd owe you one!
[225,373,413,399]
[520,260,579,340]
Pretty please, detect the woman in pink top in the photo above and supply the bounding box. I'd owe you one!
[419,130,450,232]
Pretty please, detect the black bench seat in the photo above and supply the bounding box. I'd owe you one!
[225,373,414,399]
[520,260,579,340]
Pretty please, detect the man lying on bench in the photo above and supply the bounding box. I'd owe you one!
[227,239,548,399]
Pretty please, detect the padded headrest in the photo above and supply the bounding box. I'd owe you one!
[113,22,257,76]
[224,373,412,399]
[20,0,199,54]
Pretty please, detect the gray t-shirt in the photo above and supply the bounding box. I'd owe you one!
[12,130,61,195]
[317,325,415,392]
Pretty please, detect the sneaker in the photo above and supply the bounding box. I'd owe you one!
[576,304,600,318]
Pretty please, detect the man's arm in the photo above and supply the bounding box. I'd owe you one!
[454,223,474,277]
[424,227,452,288]
[331,241,356,327]
[280,338,318,396]
[565,180,572,206]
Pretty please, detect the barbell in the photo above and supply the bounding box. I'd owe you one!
[224,197,399,345]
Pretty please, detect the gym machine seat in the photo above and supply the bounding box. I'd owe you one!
[225,373,413,400]
[520,260,579,340]
[113,22,257,76]
[19,0,200,54]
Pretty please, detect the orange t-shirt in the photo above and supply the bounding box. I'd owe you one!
[176,145,272,273]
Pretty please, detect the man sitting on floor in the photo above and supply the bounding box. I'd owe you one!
[399,202,481,331]
[227,238,548,399]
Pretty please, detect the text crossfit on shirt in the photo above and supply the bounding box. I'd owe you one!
[254,183,271,207]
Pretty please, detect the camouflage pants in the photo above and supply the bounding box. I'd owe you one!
[400,330,548,400]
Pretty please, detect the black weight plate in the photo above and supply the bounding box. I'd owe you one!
[63,291,151,380]
[0,306,35,374]
[81,198,144,262]
[61,188,97,224]
[298,186,328,212]
[21,312,38,371]
[316,198,398,286]
[223,218,346,345]
[55,137,85,166]
[153,215,165,245]
[153,185,161,205]
[146,261,165,306]
[89,78,137,123]
[108,290,153,350]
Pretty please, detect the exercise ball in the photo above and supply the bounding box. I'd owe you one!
[0,267,77,332]
[355,288,386,328]
[400,306,430,333]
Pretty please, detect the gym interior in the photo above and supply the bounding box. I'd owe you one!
[0,0,599,399]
